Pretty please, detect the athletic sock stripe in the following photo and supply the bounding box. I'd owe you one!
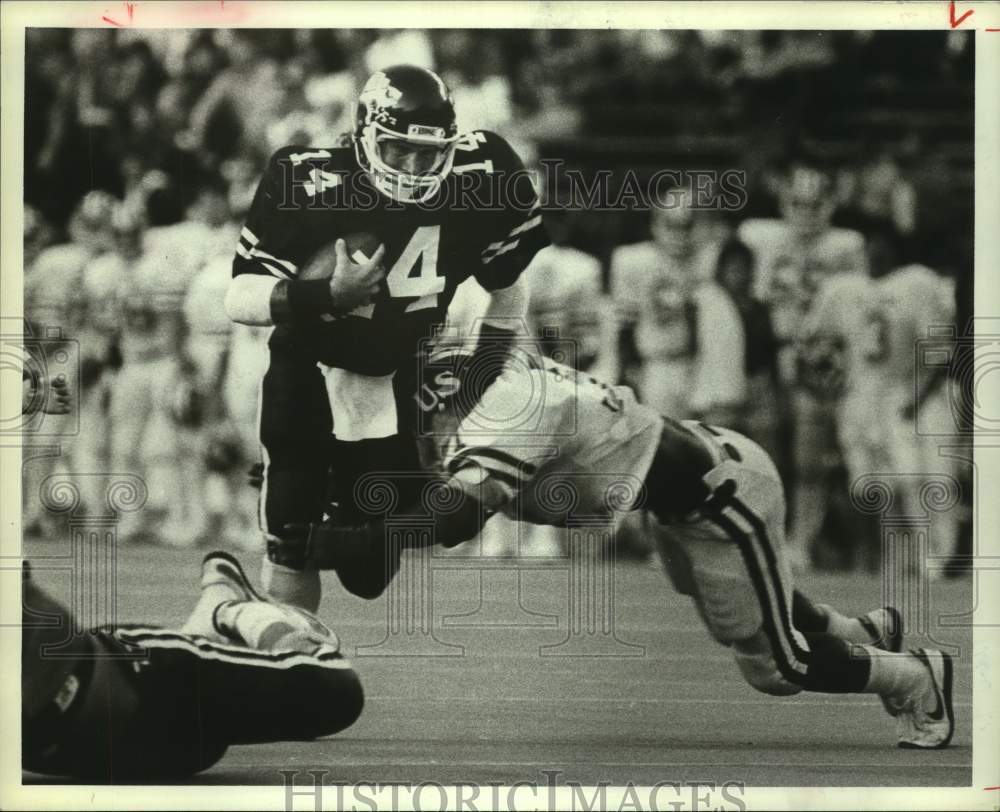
[706,511,806,684]
[728,497,812,665]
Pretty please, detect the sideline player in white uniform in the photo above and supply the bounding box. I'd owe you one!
[111,185,212,545]
[805,220,960,569]
[23,192,116,533]
[611,189,743,421]
[738,165,867,568]
[272,349,956,750]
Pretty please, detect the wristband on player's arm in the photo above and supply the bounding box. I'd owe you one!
[269,278,344,324]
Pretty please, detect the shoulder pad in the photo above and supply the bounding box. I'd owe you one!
[266,144,355,176]
[737,219,784,245]
[452,130,526,174]
[612,241,656,267]
[823,227,864,251]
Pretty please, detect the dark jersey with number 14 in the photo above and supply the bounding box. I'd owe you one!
[233,130,549,376]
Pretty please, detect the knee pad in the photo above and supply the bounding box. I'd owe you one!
[732,632,803,696]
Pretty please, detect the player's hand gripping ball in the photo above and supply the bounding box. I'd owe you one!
[301,231,386,316]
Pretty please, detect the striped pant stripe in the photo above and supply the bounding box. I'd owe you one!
[729,497,811,665]
[115,628,351,670]
[707,507,809,682]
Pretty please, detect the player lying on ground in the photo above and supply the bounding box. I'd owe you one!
[22,552,363,781]
[269,352,954,749]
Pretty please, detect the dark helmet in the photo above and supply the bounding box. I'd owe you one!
[353,65,460,204]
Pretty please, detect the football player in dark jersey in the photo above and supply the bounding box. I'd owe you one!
[22,553,363,781]
[225,65,548,610]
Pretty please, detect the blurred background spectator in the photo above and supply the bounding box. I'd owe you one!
[22,29,973,573]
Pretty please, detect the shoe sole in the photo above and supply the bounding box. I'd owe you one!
[201,550,266,603]
[899,649,955,749]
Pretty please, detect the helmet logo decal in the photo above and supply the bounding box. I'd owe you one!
[360,71,402,126]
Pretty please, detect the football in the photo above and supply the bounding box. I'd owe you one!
[298,231,382,280]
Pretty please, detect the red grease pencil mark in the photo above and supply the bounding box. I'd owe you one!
[950,0,974,28]
[101,15,123,26]
[985,786,1000,790]
[126,2,135,21]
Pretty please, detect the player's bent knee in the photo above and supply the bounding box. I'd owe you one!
[303,666,365,737]
[732,633,802,697]
[338,573,390,601]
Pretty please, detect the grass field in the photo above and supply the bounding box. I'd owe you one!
[22,538,973,787]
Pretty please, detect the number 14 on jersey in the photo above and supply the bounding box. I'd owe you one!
[351,225,445,319]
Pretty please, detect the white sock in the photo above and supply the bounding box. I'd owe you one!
[216,600,297,651]
[261,555,321,613]
[862,646,928,705]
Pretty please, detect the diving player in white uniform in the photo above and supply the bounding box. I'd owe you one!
[271,349,956,750]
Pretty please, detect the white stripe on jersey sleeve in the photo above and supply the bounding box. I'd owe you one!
[485,214,543,252]
[481,238,521,264]
[249,247,298,275]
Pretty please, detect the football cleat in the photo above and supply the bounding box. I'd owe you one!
[202,552,340,653]
[181,551,265,642]
[201,550,266,602]
[267,609,342,657]
[893,648,955,749]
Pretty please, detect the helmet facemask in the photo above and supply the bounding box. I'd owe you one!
[356,120,458,204]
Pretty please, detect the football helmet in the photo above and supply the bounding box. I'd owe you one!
[650,188,696,259]
[354,65,460,204]
[68,190,117,251]
[779,166,835,239]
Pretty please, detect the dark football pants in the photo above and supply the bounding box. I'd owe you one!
[258,343,333,537]
[257,343,424,599]
[23,626,364,781]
